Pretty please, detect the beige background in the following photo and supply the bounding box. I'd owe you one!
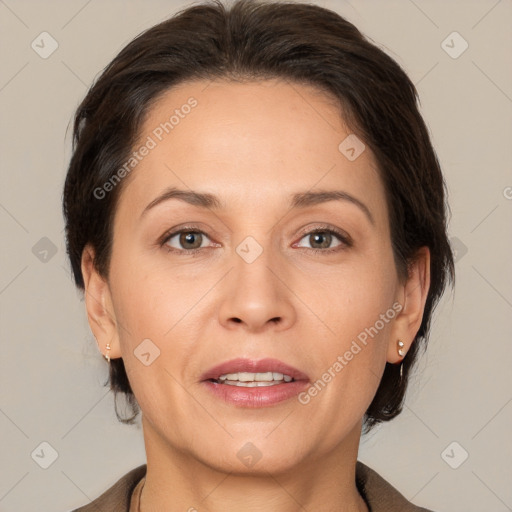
[0,0,511,510]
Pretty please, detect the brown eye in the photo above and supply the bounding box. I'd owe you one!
[295,228,349,252]
[164,230,210,251]
[179,232,203,249]
[308,231,333,249]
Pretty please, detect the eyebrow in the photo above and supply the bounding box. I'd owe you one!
[141,186,374,225]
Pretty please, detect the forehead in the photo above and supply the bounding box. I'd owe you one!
[117,78,387,221]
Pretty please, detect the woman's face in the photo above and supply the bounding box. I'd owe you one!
[84,79,427,474]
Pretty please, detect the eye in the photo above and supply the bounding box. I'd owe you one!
[295,227,352,253]
[163,229,214,253]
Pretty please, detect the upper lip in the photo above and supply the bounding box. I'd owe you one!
[200,358,310,382]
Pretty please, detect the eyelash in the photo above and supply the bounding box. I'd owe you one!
[160,224,353,256]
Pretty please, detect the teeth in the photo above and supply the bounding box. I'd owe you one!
[217,371,294,383]
[223,380,283,387]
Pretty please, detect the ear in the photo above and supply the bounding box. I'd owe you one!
[387,246,431,364]
[81,244,121,360]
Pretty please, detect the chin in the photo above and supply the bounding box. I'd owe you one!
[190,437,307,476]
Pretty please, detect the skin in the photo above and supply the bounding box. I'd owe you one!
[81,79,430,512]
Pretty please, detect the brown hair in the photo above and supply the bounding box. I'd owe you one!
[63,0,454,433]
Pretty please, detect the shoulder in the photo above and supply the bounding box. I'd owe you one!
[356,460,437,512]
[70,464,147,512]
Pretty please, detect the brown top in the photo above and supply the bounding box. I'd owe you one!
[71,461,436,512]
[129,476,144,512]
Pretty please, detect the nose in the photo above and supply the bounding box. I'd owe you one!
[217,247,297,333]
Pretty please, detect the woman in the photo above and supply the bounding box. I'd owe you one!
[63,0,454,510]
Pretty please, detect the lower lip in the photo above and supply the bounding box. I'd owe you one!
[202,380,310,407]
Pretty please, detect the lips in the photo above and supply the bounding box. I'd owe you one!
[200,357,310,383]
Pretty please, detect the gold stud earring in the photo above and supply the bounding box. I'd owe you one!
[104,342,111,363]
[397,340,405,382]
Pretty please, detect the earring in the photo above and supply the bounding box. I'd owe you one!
[104,342,111,363]
[397,340,405,380]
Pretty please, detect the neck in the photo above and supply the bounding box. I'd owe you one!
[138,416,368,512]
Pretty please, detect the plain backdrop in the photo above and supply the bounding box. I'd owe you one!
[0,0,511,511]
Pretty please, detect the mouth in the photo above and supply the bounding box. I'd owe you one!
[200,357,310,407]
[200,357,309,384]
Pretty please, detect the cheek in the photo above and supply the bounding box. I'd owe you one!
[312,251,397,338]
[111,270,193,340]
[108,252,217,387]
[305,252,397,399]
[302,287,395,439]
[108,237,184,329]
